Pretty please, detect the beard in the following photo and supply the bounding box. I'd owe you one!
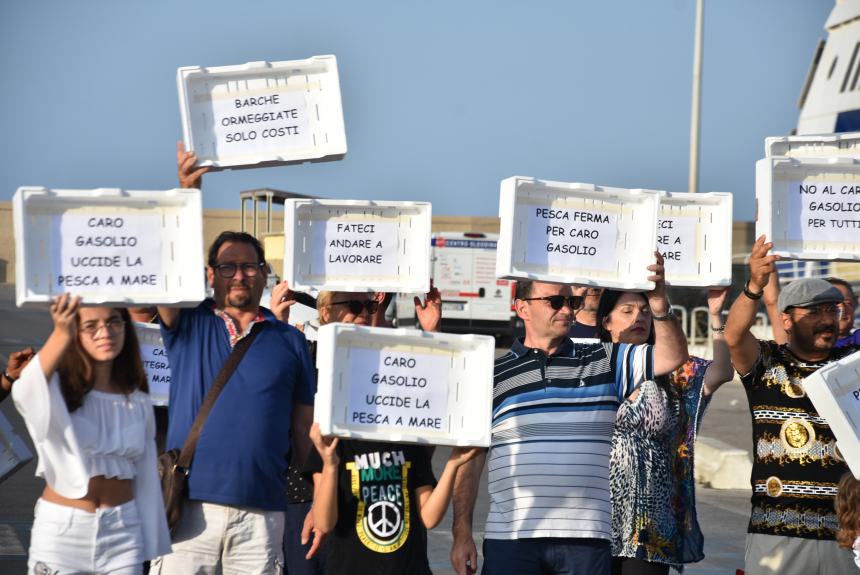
[224,281,256,309]
[791,323,837,354]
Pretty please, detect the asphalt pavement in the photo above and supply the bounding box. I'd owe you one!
[0,285,754,574]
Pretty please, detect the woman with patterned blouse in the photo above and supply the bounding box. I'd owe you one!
[597,288,734,575]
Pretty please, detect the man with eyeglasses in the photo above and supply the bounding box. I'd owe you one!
[149,228,315,574]
[450,253,689,575]
[724,236,859,575]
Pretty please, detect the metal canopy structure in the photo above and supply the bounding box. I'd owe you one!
[239,188,319,237]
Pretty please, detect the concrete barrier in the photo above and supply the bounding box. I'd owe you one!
[695,435,752,489]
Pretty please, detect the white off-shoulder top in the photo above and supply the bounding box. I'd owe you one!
[12,355,171,560]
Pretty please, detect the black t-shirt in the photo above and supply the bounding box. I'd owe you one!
[304,439,436,575]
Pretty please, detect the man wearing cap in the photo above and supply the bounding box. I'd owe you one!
[724,236,858,575]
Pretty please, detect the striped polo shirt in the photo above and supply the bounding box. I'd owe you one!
[485,337,653,541]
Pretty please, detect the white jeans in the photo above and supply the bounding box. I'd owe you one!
[28,498,144,574]
[149,500,284,575]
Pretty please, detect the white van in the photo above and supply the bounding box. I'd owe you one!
[395,232,522,340]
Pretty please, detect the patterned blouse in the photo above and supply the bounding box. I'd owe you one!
[610,357,711,569]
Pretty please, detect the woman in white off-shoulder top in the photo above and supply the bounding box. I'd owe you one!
[12,294,170,574]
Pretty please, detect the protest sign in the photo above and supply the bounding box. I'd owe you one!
[134,322,170,406]
[14,187,205,307]
[756,158,860,261]
[803,349,860,479]
[178,55,347,169]
[497,176,661,290]
[315,324,494,447]
[284,199,431,293]
[658,191,733,287]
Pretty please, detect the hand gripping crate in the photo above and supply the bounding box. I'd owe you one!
[496,176,662,290]
[803,349,860,479]
[284,199,431,293]
[177,55,346,170]
[756,157,860,261]
[658,191,733,287]
[314,323,494,447]
[14,187,205,307]
[766,132,860,158]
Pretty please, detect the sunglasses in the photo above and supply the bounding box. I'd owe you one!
[329,299,379,315]
[521,295,584,311]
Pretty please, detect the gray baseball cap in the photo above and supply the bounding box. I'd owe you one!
[778,278,843,312]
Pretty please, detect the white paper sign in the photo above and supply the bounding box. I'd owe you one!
[52,214,163,293]
[524,205,618,272]
[657,217,698,276]
[347,348,449,432]
[209,90,312,156]
[789,181,860,243]
[311,220,399,277]
[134,322,170,406]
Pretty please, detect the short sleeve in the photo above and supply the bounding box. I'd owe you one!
[291,330,315,406]
[739,340,768,389]
[408,446,436,489]
[608,342,654,399]
[159,306,195,350]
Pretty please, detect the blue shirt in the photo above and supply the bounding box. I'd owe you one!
[162,300,315,510]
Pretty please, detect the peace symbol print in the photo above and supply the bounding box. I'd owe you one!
[365,500,403,542]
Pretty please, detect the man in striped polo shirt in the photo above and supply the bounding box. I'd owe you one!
[450,258,688,575]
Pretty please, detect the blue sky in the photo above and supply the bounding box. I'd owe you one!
[1,1,831,221]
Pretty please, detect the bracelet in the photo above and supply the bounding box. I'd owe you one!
[711,324,726,334]
[2,370,15,383]
[652,309,676,322]
[744,280,763,301]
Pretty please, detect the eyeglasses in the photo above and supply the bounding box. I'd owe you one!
[213,262,264,278]
[520,295,584,311]
[792,305,843,319]
[79,318,126,338]
[328,299,379,315]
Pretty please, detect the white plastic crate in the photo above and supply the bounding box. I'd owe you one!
[658,192,733,287]
[0,411,32,484]
[756,158,860,261]
[496,176,661,290]
[134,322,170,407]
[14,187,205,307]
[315,323,494,447]
[177,55,346,170]
[803,349,860,479]
[284,199,431,293]
[766,132,860,158]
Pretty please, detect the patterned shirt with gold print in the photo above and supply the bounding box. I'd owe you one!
[740,340,856,540]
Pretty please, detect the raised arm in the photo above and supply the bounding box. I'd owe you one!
[647,252,689,376]
[763,264,787,345]
[309,423,340,534]
[703,287,735,396]
[416,447,481,529]
[450,449,486,575]
[725,236,779,376]
[38,294,80,379]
